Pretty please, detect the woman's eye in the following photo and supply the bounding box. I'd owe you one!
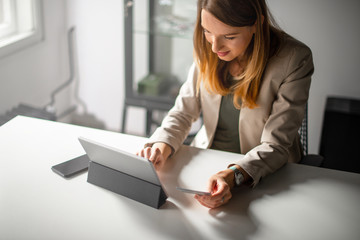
[225,36,235,40]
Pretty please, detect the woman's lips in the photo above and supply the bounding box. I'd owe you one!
[217,51,230,57]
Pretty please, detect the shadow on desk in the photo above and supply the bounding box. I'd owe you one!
[206,163,360,240]
[103,156,359,240]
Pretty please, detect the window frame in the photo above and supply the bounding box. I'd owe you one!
[0,0,16,39]
[0,0,43,59]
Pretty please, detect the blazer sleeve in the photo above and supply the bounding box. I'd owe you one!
[145,63,202,153]
[236,43,314,187]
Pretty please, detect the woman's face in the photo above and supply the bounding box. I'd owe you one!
[201,9,256,62]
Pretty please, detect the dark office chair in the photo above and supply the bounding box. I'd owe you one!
[317,96,360,173]
[300,96,360,173]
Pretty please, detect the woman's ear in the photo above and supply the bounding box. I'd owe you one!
[255,15,265,27]
[252,15,264,34]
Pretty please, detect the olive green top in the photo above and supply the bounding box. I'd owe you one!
[210,93,241,153]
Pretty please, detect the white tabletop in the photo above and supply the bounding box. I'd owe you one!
[1,116,359,240]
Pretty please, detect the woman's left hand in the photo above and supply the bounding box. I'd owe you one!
[194,169,235,208]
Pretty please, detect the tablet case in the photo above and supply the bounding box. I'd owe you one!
[87,161,167,209]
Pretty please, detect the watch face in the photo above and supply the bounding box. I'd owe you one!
[235,171,244,186]
[229,166,244,186]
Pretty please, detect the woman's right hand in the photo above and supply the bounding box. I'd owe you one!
[136,142,172,171]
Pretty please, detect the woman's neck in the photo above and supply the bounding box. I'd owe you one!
[229,59,246,77]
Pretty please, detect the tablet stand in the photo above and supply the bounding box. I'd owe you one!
[87,161,167,209]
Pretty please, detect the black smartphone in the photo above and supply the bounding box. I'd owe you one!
[51,154,90,178]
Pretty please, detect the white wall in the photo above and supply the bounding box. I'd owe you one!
[269,0,360,153]
[65,0,124,131]
[0,0,70,118]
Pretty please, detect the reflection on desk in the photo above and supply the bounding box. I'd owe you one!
[1,116,359,240]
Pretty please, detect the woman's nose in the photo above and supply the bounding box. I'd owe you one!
[211,37,222,53]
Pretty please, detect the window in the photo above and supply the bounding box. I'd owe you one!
[0,0,43,58]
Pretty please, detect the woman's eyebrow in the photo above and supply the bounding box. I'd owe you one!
[201,25,240,36]
[224,32,240,36]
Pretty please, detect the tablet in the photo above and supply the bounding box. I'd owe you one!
[78,136,162,186]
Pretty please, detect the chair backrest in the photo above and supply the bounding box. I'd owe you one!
[299,104,308,156]
[319,96,360,173]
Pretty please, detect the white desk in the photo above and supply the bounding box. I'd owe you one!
[1,116,359,240]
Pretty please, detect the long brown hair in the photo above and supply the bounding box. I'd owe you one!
[193,0,282,108]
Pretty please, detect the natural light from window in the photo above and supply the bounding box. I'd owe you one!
[0,0,43,58]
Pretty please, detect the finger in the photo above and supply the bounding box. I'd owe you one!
[208,195,228,208]
[209,180,227,200]
[194,195,214,208]
[196,193,225,209]
[149,148,161,162]
[207,178,217,194]
[198,200,213,208]
[137,149,145,157]
[144,147,153,160]
[195,194,211,202]
[213,181,226,196]
[201,198,220,209]
[201,187,231,206]
[220,192,232,206]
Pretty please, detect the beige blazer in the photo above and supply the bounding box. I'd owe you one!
[148,35,314,186]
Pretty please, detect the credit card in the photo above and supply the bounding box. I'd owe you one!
[176,187,211,196]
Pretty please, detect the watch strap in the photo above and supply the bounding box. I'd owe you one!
[229,166,238,172]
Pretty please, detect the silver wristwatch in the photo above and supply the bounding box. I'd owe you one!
[229,165,244,187]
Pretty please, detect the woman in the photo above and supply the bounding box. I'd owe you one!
[137,0,314,208]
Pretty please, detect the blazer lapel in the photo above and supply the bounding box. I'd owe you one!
[201,87,221,148]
